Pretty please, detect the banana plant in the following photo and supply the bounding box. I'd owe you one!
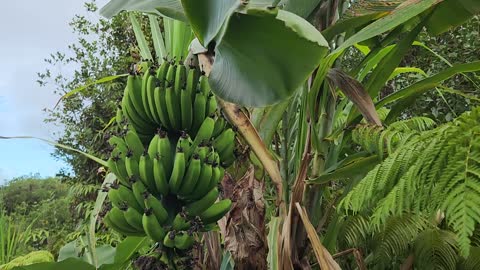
[96,0,480,268]
[7,0,480,269]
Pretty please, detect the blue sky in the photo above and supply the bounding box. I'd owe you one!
[0,0,107,184]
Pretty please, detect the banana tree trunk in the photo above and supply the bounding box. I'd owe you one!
[221,167,268,270]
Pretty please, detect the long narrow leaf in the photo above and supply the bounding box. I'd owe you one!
[100,0,186,21]
[295,203,341,270]
[383,61,480,121]
[148,15,167,63]
[88,173,117,267]
[333,0,439,53]
[55,74,128,109]
[114,237,148,264]
[267,217,281,270]
[130,13,153,61]
[308,155,380,184]
[252,100,290,146]
[0,136,107,167]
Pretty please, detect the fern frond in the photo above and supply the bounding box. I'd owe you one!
[339,214,371,248]
[458,246,480,270]
[373,214,431,263]
[414,229,458,270]
[340,107,480,257]
[352,116,434,157]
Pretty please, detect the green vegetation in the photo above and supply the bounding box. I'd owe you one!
[1,1,480,270]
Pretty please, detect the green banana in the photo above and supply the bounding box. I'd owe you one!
[110,207,138,231]
[206,94,217,117]
[117,185,143,212]
[156,60,170,85]
[122,91,152,132]
[125,152,140,179]
[125,130,144,159]
[165,62,176,87]
[147,134,160,160]
[139,154,157,195]
[212,117,226,138]
[144,193,169,224]
[105,208,141,234]
[128,75,150,121]
[131,179,147,208]
[163,231,176,248]
[154,86,171,130]
[141,70,154,120]
[142,209,166,242]
[191,91,207,134]
[111,155,130,187]
[193,117,215,149]
[157,130,173,176]
[172,213,191,231]
[174,232,195,250]
[185,188,219,217]
[146,74,161,124]
[107,183,123,209]
[165,64,182,130]
[199,199,232,224]
[153,155,169,197]
[208,163,224,191]
[104,212,143,236]
[194,143,211,162]
[198,75,210,96]
[168,148,186,194]
[220,142,236,168]
[178,154,201,196]
[186,67,199,101]
[108,136,128,155]
[174,64,187,92]
[189,161,213,200]
[180,88,193,131]
[176,132,193,160]
[115,106,124,126]
[107,158,122,186]
[123,207,145,231]
[213,128,235,154]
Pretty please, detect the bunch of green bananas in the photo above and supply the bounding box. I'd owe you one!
[105,62,237,254]
[105,127,233,250]
[120,61,220,141]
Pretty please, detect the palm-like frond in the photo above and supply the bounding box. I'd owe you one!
[352,116,435,156]
[340,108,480,256]
[414,229,458,270]
[373,214,430,263]
[458,246,480,270]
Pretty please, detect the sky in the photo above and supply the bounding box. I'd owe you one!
[0,0,107,184]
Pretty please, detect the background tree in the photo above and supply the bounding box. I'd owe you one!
[37,1,135,219]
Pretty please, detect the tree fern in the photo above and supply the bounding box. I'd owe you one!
[339,107,480,256]
[372,214,430,263]
[458,246,480,270]
[414,229,458,270]
[352,116,435,157]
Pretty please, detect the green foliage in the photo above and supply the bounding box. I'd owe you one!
[413,229,458,270]
[0,211,24,265]
[36,1,142,226]
[0,177,68,215]
[0,251,54,270]
[340,107,480,256]
[0,177,76,258]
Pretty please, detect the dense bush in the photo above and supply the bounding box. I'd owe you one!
[0,176,76,257]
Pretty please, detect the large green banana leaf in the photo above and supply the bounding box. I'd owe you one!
[100,0,186,21]
[208,9,329,106]
[101,0,329,106]
[181,0,240,46]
